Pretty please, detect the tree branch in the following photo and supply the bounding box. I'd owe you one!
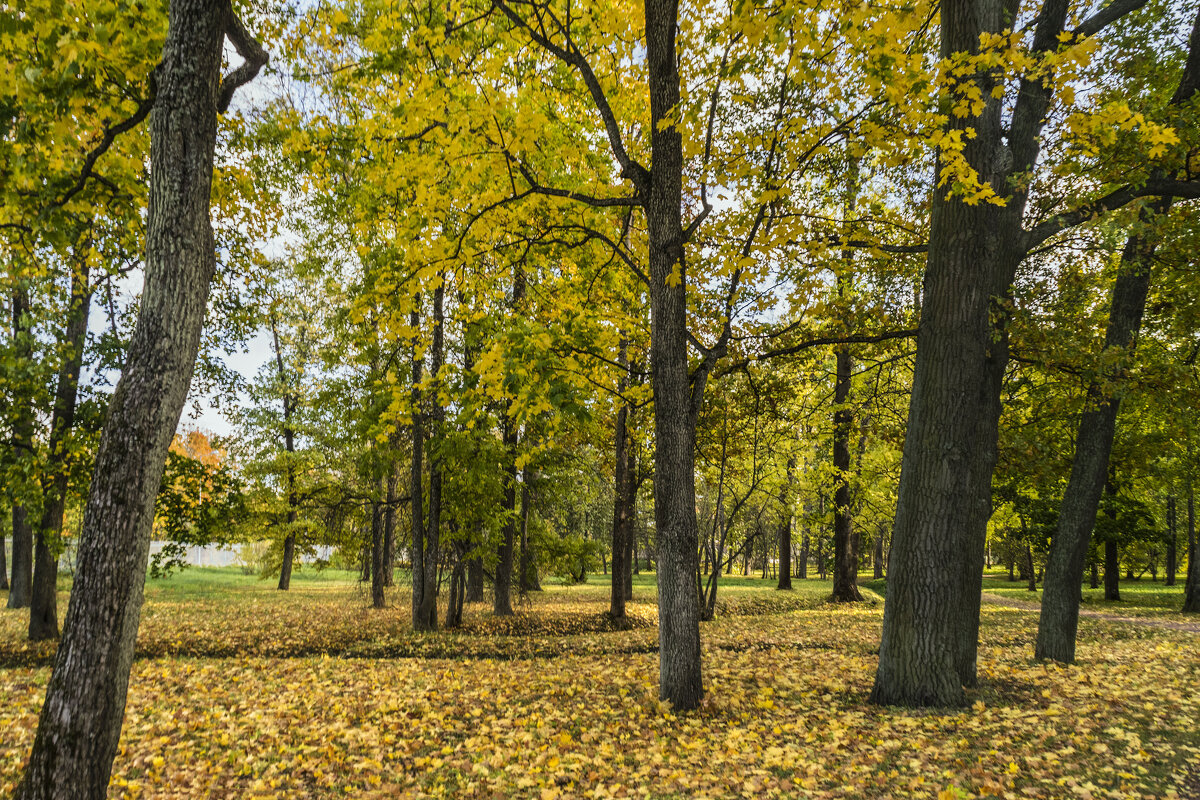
[491,0,649,193]
[1024,179,1200,251]
[218,10,269,113]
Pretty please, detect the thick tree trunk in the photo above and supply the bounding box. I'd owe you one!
[30,261,93,640]
[871,0,1047,705]
[7,287,34,610]
[645,0,702,711]
[1184,488,1199,612]
[14,5,263,794]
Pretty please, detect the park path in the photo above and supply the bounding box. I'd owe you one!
[980,592,1200,633]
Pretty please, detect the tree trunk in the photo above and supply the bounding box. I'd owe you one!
[1166,496,1177,587]
[518,473,539,592]
[1104,539,1121,601]
[644,0,703,711]
[611,337,631,619]
[831,345,862,602]
[1026,544,1036,592]
[416,282,444,630]
[799,530,808,579]
[271,315,299,591]
[30,260,93,641]
[409,302,427,626]
[14,6,263,795]
[494,267,524,616]
[1182,487,1198,612]
[7,287,34,610]
[777,457,794,591]
[1,535,7,591]
[1038,4,1198,661]
[466,553,484,602]
[624,444,636,602]
[383,467,398,587]
[873,526,884,580]
[370,497,385,609]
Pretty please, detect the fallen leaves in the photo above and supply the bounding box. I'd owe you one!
[0,579,1195,798]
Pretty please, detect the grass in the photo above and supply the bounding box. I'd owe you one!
[0,567,1195,798]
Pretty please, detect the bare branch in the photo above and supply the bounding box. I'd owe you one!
[718,328,920,376]
[218,11,269,113]
[1024,179,1200,250]
[1072,0,1151,39]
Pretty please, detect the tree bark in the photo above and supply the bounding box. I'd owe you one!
[465,553,484,602]
[518,472,539,592]
[494,266,524,616]
[409,302,427,626]
[7,287,34,610]
[1104,539,1121,601]
[831,345,862,602]
[271,314,299,591]
[30,256,93,640]
[1036,207,1166,659]
[1165,495,1176,587]
[644,0,703,711]
[872,0,1052,706]
[610,338,632,619]
[416,282,444,629]
[873,525,884,580]
[777,458,794,590]
[14,4,264,794]
[1184,487,1199,612]
[370,495,385,609]
[383,466,398,586]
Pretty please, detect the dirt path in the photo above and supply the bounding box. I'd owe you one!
[980,592,1200,633]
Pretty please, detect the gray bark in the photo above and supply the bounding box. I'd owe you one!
[7,287,34,610]
[872,0,1068,706]
[610,337,632,618]
[271,315,299,591]
[1184,487,1199,612]
[409,302,426,625]
[494,266,524,616]
[645,0,703,711]
[416,282,444,628]
[30,255,93,640]
[1165,496,1177,587]
[1035,206,1167,661]
[14,3,264,795]
[831,345,862,602]
[777,457,794,590]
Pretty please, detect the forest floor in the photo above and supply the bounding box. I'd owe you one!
[0,569,1196,799]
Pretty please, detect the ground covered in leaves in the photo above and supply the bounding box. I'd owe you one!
[0,570,1196,799]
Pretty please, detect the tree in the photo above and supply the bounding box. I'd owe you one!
[872,0,1200,707]
[13,1,265,794]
